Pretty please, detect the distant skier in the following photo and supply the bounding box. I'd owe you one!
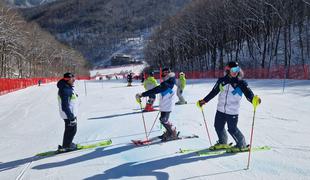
[143,71,159,111]
[197,61,261,152]
[175,72,187,105]
[140,72,145,83]
[127,73,133,86]
[57,72,78,152]
[38,79,42,86]
[136,68,178,141]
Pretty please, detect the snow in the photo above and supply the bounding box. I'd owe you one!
[0,78,310,180]
[90,64,146,79]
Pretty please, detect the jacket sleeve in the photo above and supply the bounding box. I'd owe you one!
[203,79,221,103]
[60,88,75,120]
[239,80,254,103]
[142,78,174,97]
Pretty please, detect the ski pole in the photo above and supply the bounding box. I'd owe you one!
[147,111,160,138]
[197,101,212,146]
[136,97,149,142]
[246,95,260,170]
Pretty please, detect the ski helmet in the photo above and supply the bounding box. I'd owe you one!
[63,72,74,80]
[162,67,171,73]
[161,68,171,78]
[226,61,239,68]
[148,71,154,76]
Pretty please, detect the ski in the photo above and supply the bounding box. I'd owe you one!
[36,139,112,157]
[178,146,271,156]
[142,109,159,112]
[131,134,199,146]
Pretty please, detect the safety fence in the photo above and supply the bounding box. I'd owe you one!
[0,76,90,96]
[174,65,309,80]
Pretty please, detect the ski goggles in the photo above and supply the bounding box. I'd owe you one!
[224,66,240,73]
[230,66,240,73]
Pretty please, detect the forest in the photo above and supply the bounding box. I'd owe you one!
[0,1,89,78]
[144,0,310,73]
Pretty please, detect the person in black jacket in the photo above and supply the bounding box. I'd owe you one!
[127,73,133,86]
[57,72,78,152]
[198,62,261,152]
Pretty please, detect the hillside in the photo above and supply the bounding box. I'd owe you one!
[19,0,191,66]
[5,0,55,7]
[0,1,89,78]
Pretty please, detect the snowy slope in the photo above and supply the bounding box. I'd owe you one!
[90,64,146,79]
[0,78,310,180]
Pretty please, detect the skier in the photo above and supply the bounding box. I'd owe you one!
[57,72,78,152]
[127,73,133,86]
[136,68,178,141]
[197,61,261,152]
[140,72,145,83]
[175,72,187,105]
[38,79,42,86]
[143,71,159,111]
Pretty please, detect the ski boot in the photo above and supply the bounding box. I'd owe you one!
[144,104,156,112]
[57,145,67,153]
[161,128,178,142]
[158,131,169,140]
[209,141,233,151]
[226,145,250,153]
[175,101,187,105]
[58,143,78,153]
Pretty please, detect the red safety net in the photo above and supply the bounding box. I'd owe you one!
[0,76,90,96]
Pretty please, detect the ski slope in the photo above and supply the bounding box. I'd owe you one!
[0,78,310,180]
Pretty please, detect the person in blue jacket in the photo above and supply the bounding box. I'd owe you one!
[57,72,78,152]
[136,68,178,141]
[198,61,261,152]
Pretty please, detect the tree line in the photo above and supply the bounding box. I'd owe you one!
[0,2,89,78]
[144,0,310,72]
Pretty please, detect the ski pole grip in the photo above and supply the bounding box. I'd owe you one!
[252,95,260,109]
[196,101,202,110]
[135,94,142,104]
[136,98,142,104]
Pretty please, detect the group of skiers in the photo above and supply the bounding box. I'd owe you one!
[57,61,261,153]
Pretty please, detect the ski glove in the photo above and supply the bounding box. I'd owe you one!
[68,117,77,126]
[135,93,142,103]
[252,95,261,106]
[197,99,206,108]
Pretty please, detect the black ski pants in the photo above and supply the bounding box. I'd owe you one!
[214,111,246,148]
[62,119,77,148]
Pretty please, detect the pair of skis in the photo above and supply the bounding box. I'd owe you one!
[131,133,199,146]
[178,145,271,156]
[36,139,112,157]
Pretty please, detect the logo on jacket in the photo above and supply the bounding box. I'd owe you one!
[232,87,242,96]
[161,88,173,96]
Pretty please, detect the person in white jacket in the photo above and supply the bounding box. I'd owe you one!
[136,68,177,141]
[198,61,261,152]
